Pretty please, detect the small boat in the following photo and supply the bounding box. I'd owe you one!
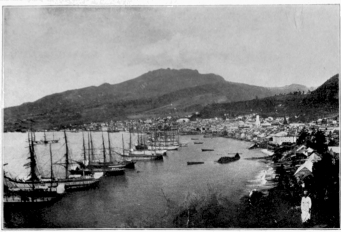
[179,143,188,147]
[118,160,136,169]
[88,162,126,169]
[194,142,203,144]
[130,149,166,156]
[187,162,204,165]
[148,145,178,151]
[121,153,163,161]
[248,144,258,149]
[70,167,125,176]
[102,167,125,176]
[191,138,199,140]
[217,153,240,164]
[202,149,214,152]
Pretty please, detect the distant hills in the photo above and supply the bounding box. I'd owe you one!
[4,68,323,130]
[266,84,311,95]
[200,74,339,122]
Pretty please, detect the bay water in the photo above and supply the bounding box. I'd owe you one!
[3,132,271,228]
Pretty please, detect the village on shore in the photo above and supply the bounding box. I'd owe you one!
[36,113,339,149]
[71,113,339,227]
[4,112,340,227]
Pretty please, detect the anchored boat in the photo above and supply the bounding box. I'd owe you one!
[217,153,241,164]
[5,131,104,192]
[3,134,65,205]
[187,162,204,165]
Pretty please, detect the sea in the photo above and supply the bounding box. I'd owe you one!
[3,132,275,228]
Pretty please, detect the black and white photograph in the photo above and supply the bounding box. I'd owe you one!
[2,1,340,228]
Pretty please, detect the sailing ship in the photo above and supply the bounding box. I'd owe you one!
[5,131,103,192]
[147,130,179,150]
[3,134,65,205]
[71,132,126,176]
[119,134,163,161]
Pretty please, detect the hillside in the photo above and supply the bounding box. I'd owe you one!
[4,68,310,131]
[200,74,339,122]
[267,84,310,95]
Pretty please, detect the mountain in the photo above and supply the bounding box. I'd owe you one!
[303,74,339,106]
[200,74,339,122]
[268,84,310,95]
[4,68,311,130]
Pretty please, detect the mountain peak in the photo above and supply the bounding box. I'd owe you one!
[4,69,336,131]
[99,83,111,87]
[145,68,209,78]
[131,68,225,88]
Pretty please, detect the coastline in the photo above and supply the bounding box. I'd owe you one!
[157,134,339,228]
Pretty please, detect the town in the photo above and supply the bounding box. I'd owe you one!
[3,4,339,229]
[38,113,338,147]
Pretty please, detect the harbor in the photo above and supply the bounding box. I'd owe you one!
[2,4,339,229]
[3,132,270,228]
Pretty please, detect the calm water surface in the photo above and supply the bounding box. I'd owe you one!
[3,132,270,228]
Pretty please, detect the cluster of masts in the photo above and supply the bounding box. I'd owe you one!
[3,129,186,205]
[31,131,59,145]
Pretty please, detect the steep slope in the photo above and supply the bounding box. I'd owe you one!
[200,74,339,122]
[302,74,339,106]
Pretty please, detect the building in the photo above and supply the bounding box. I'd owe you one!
[272,136,297,145]
[176,118,190,123]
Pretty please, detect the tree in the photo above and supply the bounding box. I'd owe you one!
[314,130,328,153]
[297,128,309,145]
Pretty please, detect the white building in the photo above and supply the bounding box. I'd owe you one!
[272,136,297,145]
[255,115,260,127]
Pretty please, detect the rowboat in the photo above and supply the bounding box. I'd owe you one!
[187,162,204,165]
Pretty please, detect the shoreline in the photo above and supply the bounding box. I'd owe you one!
[166,134,339,228]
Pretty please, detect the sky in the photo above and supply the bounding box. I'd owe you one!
[3,5,340,107]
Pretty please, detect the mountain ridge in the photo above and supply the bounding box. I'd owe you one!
[199,74,339,121]
[4,68,318,130]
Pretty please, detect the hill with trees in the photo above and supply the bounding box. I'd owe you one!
[4,68,312,130]
[199,74,339,122]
